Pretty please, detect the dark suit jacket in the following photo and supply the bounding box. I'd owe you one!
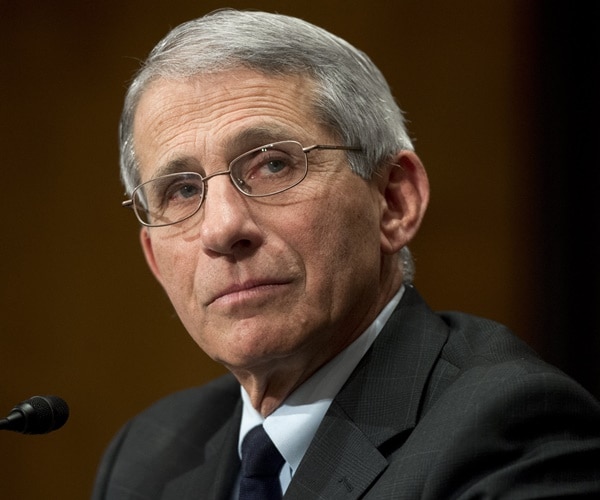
[92,287,600,499]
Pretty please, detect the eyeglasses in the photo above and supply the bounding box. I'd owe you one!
[123,140,361,227]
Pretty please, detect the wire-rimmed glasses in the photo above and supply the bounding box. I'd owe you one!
[122,140,361,227]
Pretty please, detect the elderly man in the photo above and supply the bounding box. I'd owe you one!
[93,9,600,499]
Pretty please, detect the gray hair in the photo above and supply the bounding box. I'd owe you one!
[120,9,416,282]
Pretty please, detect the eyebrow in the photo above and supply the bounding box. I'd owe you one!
[150,124,301,180]
[152,157,201,179]
[225,125,296,152]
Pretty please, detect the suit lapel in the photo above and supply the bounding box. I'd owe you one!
[285,287,449,499]
[283,403,389,499]
[162,400,242,500]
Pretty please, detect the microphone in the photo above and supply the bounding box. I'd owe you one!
[0,395,69,434]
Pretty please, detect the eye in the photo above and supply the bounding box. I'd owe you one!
[150,174,203,209]
[168,182,200,200]
[230,142,306,196]
[246,149,294,179]
[262,158,287,174]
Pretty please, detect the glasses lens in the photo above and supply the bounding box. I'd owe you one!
[230,141,308,196]
[133,172,204,226]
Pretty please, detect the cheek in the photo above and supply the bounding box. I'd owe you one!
[296,196,382,289]
[151,239,198,306]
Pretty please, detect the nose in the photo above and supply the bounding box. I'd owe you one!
[198,173,263,256]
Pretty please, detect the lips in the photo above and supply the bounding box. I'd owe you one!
[208,279,291,306]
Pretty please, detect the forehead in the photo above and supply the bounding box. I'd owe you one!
[132,70,329,178]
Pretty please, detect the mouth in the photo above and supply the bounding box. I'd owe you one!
[209,279,291,307]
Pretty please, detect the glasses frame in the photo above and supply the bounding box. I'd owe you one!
[122,141,362,227]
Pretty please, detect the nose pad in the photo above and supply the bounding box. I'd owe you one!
[234,177,252,195]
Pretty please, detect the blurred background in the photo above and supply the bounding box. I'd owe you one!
[1,0,598,498]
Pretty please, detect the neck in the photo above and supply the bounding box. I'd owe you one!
[233,362,318,417]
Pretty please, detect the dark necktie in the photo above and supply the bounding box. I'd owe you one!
[238,425,285,500]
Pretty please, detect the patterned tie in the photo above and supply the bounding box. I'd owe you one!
[238,425,285,500]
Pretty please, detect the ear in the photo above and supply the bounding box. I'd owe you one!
[139,227,164,285]
[378,150,430,254]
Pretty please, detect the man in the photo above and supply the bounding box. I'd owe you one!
[93,9,600,499]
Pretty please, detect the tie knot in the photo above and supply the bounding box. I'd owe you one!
[241,425,285,478]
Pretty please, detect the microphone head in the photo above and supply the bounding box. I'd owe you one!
[8,395,70,434]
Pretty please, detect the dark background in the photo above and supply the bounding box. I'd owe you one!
[1,1,598,498]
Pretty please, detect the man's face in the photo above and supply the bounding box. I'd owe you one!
[134,70,402,376]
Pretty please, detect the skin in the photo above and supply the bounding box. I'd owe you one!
[134,69,429,416]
